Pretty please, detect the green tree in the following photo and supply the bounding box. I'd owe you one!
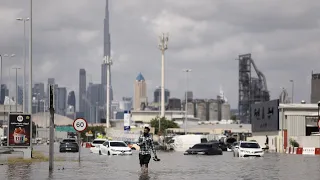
[230,115,237,120]
[150,116,179,135]
[80,126,106,141]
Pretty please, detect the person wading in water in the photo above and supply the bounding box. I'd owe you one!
[138,126,158,173]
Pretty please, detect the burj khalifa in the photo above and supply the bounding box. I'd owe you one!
[102,0,113,119]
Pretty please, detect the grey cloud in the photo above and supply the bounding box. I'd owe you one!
[0,0,320,109]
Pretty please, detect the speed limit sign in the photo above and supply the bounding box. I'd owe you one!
[73,118,88,132]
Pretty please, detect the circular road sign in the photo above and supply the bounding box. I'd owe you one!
[73,118,88,132]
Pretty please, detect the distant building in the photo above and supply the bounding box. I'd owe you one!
[134,73,147,110]
[79,69,86,113]
[168,98,181,110]
[153,87,170,104]
[67,91,76,109]
[311,72,320,103]
[33,83,45,99]
[119,97,132,111]
[184,91,193,102]
[18,85,23,105]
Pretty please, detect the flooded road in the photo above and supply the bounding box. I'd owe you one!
[0,145,320,180]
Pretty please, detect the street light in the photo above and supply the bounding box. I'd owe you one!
[183,69,192,135]
[12,67,21,112]
[16,17,30,113]
[290,80,294,103]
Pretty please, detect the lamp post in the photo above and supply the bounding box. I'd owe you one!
[183,69,192,135]
[158,33,169,118]
[290,80,294,103]
[16,17,29,113]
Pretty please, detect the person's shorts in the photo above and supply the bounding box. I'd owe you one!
[139,154,151,165]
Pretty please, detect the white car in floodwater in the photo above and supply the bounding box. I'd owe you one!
[233,141,264,157]
[99,141,132,156]
[90,139,108,154]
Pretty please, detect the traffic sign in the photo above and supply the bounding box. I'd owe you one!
[73,118,88,132]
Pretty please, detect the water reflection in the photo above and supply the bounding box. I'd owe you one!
[7,162,32,180]
[2,145,320,180]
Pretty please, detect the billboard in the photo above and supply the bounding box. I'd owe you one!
[8,113,32,147]
[123,110,131,131]
[251,99,279,132]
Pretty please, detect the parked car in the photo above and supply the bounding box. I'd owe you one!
[99,141,132,156]
[90,139,107,154]
[59,138,79,153]
[233,141,264,157]
[184,143,223,155]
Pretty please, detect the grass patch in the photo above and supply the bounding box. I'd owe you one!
[5,151,66,164]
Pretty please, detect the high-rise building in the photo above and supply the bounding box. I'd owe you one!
[87,83,104,123]
[311,72,320,103]
[33,83,45,99]
[101,0,113,111]
[55,87,67,116]
[18,85,23,105]
[184,91,193,102]
[0,84,8,104]
[134,73,147,110]
[79,69,86,113]
[68,91,76,108]
[154,87,170,104]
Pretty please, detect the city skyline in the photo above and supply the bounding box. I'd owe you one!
[1,0,320,109]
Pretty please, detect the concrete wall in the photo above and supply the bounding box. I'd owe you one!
[290,136,320,147]
[249,131,282,152]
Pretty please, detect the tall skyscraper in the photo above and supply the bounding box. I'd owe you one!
[79,69,86,114]
[87,83,103,123]
[33,83,45,99]
[101,0,113,120]
[55,87,67,116]
[67,91,76,108]
[134,73,147,110]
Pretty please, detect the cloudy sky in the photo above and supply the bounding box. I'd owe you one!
[0,0,320,109]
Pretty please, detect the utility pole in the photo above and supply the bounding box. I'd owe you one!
[183,69,192,135]
[12,67,21,112]
[103,56,112,128]
[158,33,169,118]
[48,84,55,171]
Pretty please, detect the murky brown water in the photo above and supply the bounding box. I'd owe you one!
[0,144,320,180]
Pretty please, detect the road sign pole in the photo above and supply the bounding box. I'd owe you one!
[73,118,88,164]
[78,132,81,162]
[49,85,55,171]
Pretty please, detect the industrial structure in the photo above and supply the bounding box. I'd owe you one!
[238,53,270,124]
[310,71,320,103]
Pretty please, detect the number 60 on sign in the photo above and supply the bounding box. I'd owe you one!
[73,118,88,132]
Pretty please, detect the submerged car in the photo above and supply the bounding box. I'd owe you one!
[90,139,107,154]
[233,141,264,157]
[184,143,223,155]
[59,138,79,153]
[99,141,132,156]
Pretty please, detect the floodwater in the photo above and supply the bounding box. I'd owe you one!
[0,145,320,180]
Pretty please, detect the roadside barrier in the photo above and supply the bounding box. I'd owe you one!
[286,147,320,155]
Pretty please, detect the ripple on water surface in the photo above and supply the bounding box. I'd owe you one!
[1,145,320,180]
